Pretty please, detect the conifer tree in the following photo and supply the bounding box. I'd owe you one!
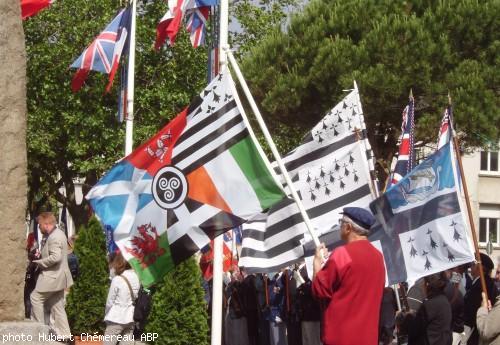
[66,217,109,335]
[145,257,209,345]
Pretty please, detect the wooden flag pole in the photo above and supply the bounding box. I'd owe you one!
[449,99,489,303]
[226,50,320,247]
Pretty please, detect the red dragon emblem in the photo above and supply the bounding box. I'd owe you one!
[126,223,166,268]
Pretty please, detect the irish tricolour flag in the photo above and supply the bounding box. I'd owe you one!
[87,71,284,287]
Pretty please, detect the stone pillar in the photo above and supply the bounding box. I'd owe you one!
[0,0,28,321]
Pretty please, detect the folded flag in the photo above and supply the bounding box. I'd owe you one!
[390,97,416,186]
[155,0,218,49]
[86,71,284,287]
[199,230,238,280]
[186,7,209,48]
[70,7,132,92]
[437,106,453,150]
[21,0,52,20]
[239,89,376,273]
[369,142,474,284]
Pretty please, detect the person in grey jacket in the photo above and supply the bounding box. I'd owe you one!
[30,212,73,339]
[476,293,500,345]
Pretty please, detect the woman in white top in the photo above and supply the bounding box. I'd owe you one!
[104,252,140,345]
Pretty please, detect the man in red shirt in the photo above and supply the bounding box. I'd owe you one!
[312,207,385,345]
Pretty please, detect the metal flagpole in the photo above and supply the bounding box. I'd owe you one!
[227,50,320,247]
[124,0,137,156]
[353,81,403,311]
[211,0,229,344]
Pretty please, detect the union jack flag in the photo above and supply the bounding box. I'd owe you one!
[155,0,217,49]
[389,96,415,186]
[186,7,209,48]
[70,8,132,92]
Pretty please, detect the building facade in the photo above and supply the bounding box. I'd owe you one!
[462,144,500,273]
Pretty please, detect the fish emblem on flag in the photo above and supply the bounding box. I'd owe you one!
[370,142,474,284]
[87,71,284,287]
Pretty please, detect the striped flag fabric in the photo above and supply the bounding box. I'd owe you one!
[86,71,284,287]
[389,97,416,186]
[239,89,377,273]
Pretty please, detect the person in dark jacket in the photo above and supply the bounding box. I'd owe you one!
[464,253,498,345]
[379,287,398,345]
[444,270,464,345]
[398,272,452,345]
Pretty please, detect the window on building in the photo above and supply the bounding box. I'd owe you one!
[479,217,499,246]
[480,150,499,172]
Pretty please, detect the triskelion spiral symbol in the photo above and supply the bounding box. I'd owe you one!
[152,166,188,209]
[158,177,181,202]
[169,177,180,189]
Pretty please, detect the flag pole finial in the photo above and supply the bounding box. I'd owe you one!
[409,89,413,100]
[448,91,452,105]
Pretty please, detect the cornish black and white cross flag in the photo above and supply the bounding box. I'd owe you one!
[369,142,474,284]
[239,89,376,273]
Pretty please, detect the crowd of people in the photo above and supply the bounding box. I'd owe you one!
[218,208,500,345]
[24,209,500,345]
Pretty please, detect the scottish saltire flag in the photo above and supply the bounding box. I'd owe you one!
[186,7,209,48]
[21,0,52,20]
[369,142,474,284]
[70,8,132,92]
[155,0,218,49]
[239,89,377,273]
[87,71,284,287]
[390,97,416,186]
[437,106,453,150]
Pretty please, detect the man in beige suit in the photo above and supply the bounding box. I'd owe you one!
[31,212,73,338]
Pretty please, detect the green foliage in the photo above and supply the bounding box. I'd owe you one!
[23,0,207,228]
[241,0,500,176]
[231,0,298,58]
[66,217,109,335]
[145,257,209,345]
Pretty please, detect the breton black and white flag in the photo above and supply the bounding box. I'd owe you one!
[239,89,377,273]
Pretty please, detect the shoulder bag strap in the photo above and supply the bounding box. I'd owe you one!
[119,274,136,305]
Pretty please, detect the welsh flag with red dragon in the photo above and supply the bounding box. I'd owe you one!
[86,71,284,287]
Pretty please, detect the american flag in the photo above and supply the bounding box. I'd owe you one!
[389,96,415,186]
[70,8,131,92]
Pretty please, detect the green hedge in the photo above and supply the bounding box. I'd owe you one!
[146,257,209,345]
[66,217,109,335]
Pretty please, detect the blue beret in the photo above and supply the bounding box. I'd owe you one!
[341,207,375,230]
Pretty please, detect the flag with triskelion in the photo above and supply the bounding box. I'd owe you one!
[86,71,284,287]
